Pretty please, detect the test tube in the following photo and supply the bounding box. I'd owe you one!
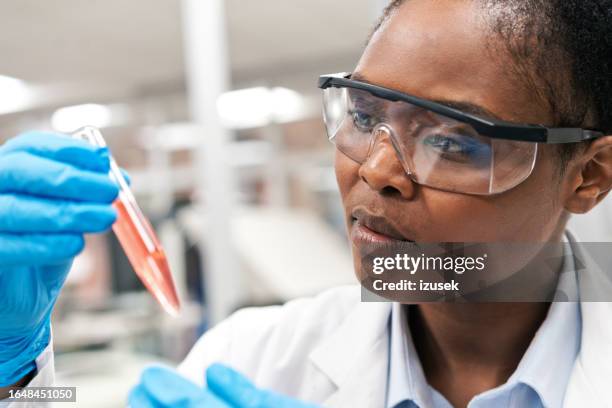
[72,126,181,316]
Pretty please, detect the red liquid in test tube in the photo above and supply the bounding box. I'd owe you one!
[113,191,180,316]
[72,127,181,316]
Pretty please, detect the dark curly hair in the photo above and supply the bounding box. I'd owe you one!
[373,0,612,171]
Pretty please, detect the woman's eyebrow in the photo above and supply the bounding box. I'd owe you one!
[350,72,503,121]
[431,100,503,121]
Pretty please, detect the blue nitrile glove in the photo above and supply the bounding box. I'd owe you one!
[128,364,319,408]
[0,131,119,386]
[129,366,230,408]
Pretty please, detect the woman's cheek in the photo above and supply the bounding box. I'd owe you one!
[416,189,509,241]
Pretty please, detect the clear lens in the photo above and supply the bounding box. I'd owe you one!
[322,86,537,195]
[322,87,348,140]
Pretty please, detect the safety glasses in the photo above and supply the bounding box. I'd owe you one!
[318,72,605,195]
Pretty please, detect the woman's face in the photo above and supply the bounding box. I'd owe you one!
[336,0,569,260]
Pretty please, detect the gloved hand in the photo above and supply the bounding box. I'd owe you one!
[0,131,119,386]
[128,363,320,408]
[129,366,230,408]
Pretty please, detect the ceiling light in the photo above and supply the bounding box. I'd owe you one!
[217,87,305,129]
[51,104,112,132]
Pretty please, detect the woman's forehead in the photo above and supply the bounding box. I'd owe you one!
[355,0,552,125]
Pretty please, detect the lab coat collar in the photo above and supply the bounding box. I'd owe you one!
[309,299,392,408]
[564,231,612,406]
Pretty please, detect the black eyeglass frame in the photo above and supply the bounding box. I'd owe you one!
[318,72,604,144]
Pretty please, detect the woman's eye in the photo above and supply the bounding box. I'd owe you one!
[349,109,378,132]
[422,134,491,160]
[424,135,465,153]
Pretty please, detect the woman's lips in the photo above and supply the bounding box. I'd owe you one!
[351,218,414,245]
[352,220,398,244]
[350,207,414,245]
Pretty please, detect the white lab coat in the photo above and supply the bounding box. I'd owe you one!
[7,232,612,407]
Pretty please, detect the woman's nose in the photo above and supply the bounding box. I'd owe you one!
[358,127,417,199]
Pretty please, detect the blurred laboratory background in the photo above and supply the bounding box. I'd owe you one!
[0,1,389,405]
[0,0,610,406]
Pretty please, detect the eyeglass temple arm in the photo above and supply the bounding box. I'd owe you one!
[545,128,605,144]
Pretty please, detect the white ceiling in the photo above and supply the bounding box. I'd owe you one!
[0,0,381,113]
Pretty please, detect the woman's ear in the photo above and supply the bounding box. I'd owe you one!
[564,135,612,214]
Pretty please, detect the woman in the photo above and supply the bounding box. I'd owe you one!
[1,0,611,406]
